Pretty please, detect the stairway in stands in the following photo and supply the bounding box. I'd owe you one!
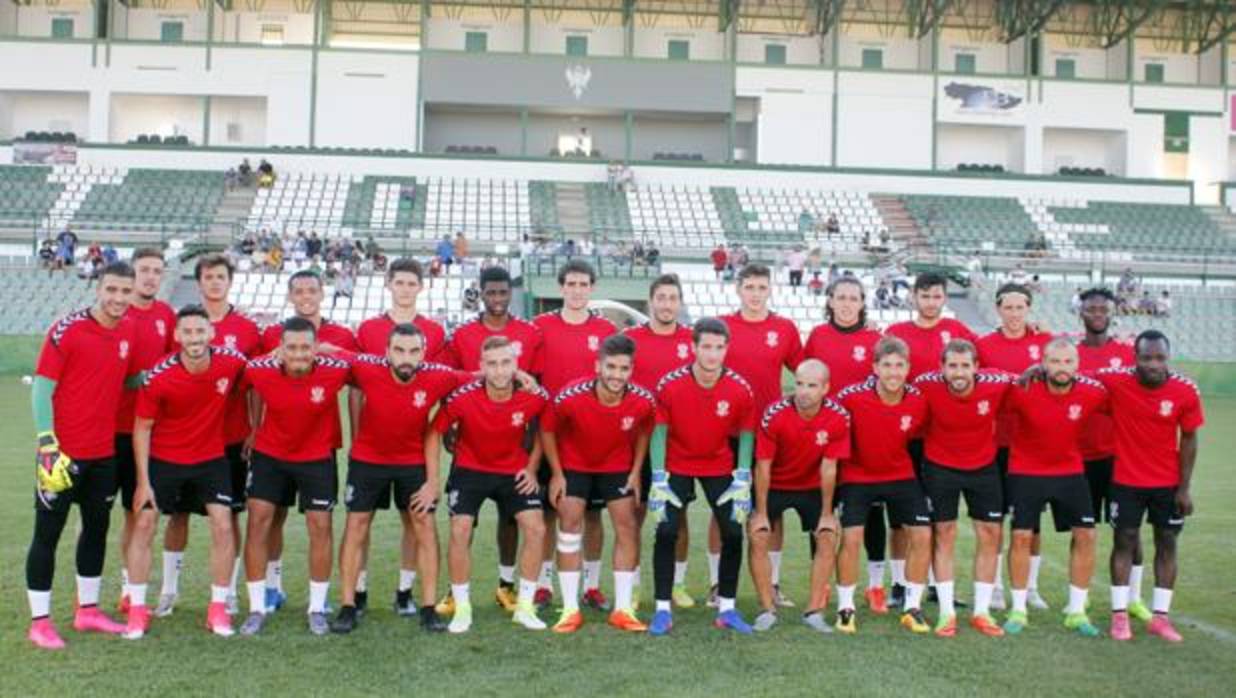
[871,194,926,252]
[554,182,590,241]
[1202,206,1236,245]
[209,187,257,242]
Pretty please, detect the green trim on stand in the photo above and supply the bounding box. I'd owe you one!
[203,95,212,146]
[1134,108,1223,118]
[206,0,214,71]
[520,108,528,156]
[309,0,322,147]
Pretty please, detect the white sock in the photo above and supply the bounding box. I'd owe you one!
[936,581,955,618]
[973,582,994,617]
[718,596,735,612]
[614,571,635,611]
[126,583,148,608]
[769,550,782,586]
[356,570,368,593]
[399,569,417,592]
[211,585,229,604]
[1110,585,1130,612]
[308,580,329,614]
[867,561,885,590]
[451,583,471,607]
[77,575,101,607]
[28,590,51,619]
[655,600,672,612]
[266,560,283,593]
[890,559,906,587]
[634,565,642,589]
[708,552,720,586]
[1129,565,1144,602]
[537,561,555,590]
[1011,588,1028,613]
[673,561,688,586]
[229,557,241,596]
[1152,587,1173,614]
[904,582,924,611]
[1066,585,1088,614]
[121,567,130,588]
[583,559,602,591]
[1028,555,1042,592]
[837,584,856,611]
[161,551,184,596]
[498,565,516,585]
[559,571,581,612]
[247,580,267,614]
[518,578,537,607]
[928,566,936,587]
[994,554,1004,593]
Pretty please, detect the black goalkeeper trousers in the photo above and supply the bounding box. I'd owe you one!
[653,474,743,603]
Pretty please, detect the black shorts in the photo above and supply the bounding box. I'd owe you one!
[565,470,634,507]
[1084,457,1114,523]
[247,451,338,512]
[150,457,233,515]
[34,457,117,513]
[345,459,430,513]
[920,460,1004,523]
[1006,474,1095,532]
[837,479,932,529]
[641,457,696,506]
[1108,484,1184,532]
[446,466,542,520]
[765,489,822,532]
[114,434,137,510]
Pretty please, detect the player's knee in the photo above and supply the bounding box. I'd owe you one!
[1153,528,1178,552]
[305,513,332,539]
[908,526,931,548]
[1113,527,1139,552]
[1011,529,1034,548]
[520,515,546,542]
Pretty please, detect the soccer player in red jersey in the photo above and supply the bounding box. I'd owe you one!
[914,339,1012,638]
[330,324,469,635]
[1074,287,1148,619]
[123,307,247,639]
[647,318,758,636]
[437,264,542,615]
[430,336,550,633]
[1096,330,1203,643]
[238,317,352,637]
[542,335,654,633]
[27,262,140,650]
[717,263,801,609]
[976,283,1052,612]
[353,258,447,617]
[884,272,975,609]
[802,275,890,612]
[533,259,617,612]
[623,273,696,608]
[749,359,851,633]
[1001,339,1107,638]
[113,248,176,616]
[834,337,934,636]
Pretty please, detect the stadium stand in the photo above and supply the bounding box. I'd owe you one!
[0,166,62,225]
[627,185,725,248]
[904,194,1039,251]
[1021,199,1236,258]
[248,172,351,234]
[584,183,634,241]
[70,167,223,234]
[422,178,530,242]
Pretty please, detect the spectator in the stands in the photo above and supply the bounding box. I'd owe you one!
[1028,274,1044,295]
[621,164,634,192]
[86,241,102,265]
[225,168,239,191]
[428,255,443,281]
[520,234,537,259]
[825,213,840,234]
[1009,263,1028,285]
[307,231,323,259]
[1155,290,1172,317]
[462,281,481,313]
[257,159,275,188]
[76,256,96,285]
[435,235,454,269]
[332,263,355,308]
[1136,290,1156,315]
[292,233,308,265]
[1070,287,1083,314]
[732,244,749,271]
[807,272,825,296]
[578,237,595,257]
[607,162,620,193]
[238,158,253,187]
[875,282,894,310]
[827,262,840,285]
[239,233,256,257]
[101,244,118,265]
[710,243,727,280]
[785,246,806,287]
[645,242,660,266]
[1117,267,1139,297]
[56,226,78,266]
[268,243,284,272]
[454,231,470,261]
[39,239,55,271]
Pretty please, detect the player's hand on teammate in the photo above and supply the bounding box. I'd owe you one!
[625,471,642,507]
[514,467,539,496]
[241,432,257,462]
[1017,364,1046,387]
[548,473,567,508]
[1175,487,1194,517]
[747,511,770,535]
[647,471,682,524]
[35,431,76,493]
[131,480,156,513]
[514,370,540,393]
[718,469,752,524]
[409,480,438,514]
[814,512,839,538]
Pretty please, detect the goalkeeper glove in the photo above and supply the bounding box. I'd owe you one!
[35,432,76,494]
[717,469,752,525]
[647,471,682,525]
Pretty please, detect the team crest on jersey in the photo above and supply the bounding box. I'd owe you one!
[1159,400,1173,417]
[977,400,990,416]
[676,343,689,359]
[587,335,599,351]
[155,320,167,337]
[310,386,325,404]
[621,416,635,431]
[119,340,130,360]
[1109,357,1122,368]
[940,331,952,344]
[899,415,912,432]
[413,391,428,408]
[510,341,523,357]
[1068,404,1082,421]
[716,400,730,417]
[852,345,867,362]
[216,378,230,395]
[224,334,238,349]
[766,331,779,348]
[1028,345,1041,360]
[511,411,526,427]
[815,430,829,446]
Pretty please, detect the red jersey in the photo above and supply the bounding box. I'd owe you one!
[914,370,1012,470]
[115,300,176,435]
[802,323,882,397]
[136,347,248,464]
[655,366,757,477]
[348,355,468,466]
[623,322,694,392]
[533,310,618,394]
[432,380,549,475]
[756,397,851,491]
[356,313,446,360]
[36,309,138,460]
[886,317,977,381]
[835,378,927,484]
[439,315,542,373]
[260,319,359,354]
[1096,368,1205,488]
[542,379,656,474]
[209,308,263,445]
[1006,377,1107,476]
[243,355,351,462]
[1076,337,1136,460]
[721,312,802,411]
[976,329,1053,447]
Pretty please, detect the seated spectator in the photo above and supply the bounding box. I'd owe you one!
[825,213,840,234]
[332,264,355,308]
[238,158,253,187]
[645,243,660,266]
[454,231,470,261]
[875,282,894,310]
[785,246,806,287]
[102,244,119,265]
[462,281,480,313]
[365,235,381,261]
[87,242,102,265]
[1028,274,1044,295]
[225,168,238,191]
[435,235,454,269]
[1154,290,1172,317]
[428,255,443,280]
[38,239,55,270]
[1117,267,1139,302]
[1136,290,1156,315]
[1009,263,1028,285]
[76,257,95,284]
[710,244,727,280]
[519,234,536,259]
[807,272,825,296]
